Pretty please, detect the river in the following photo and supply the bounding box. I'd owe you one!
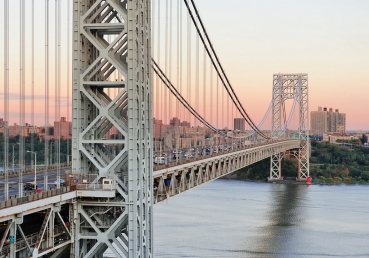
[153,179,369,257]
[102,179,369,257]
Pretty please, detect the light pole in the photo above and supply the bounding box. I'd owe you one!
[27,151,37,190]
[12,143,20,171]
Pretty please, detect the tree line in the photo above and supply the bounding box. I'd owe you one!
[0,133,71,166]
[233,140,369,184]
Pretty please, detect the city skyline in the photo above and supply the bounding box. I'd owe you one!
[0,0,368,130]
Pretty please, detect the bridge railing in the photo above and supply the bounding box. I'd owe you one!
[76,183,115,191]
[0,186,77,210]
[153,140,277,171]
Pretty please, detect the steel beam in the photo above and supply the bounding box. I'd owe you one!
[154,140,299,203]
[72,0,152,257]
[270,74,309,180]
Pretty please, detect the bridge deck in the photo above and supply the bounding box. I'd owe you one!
[0,140,300,221]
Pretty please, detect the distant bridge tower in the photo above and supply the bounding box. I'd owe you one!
[270,74,309,180]
[72,1,152,257]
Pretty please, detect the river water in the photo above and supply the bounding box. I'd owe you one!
[153,179,369,258]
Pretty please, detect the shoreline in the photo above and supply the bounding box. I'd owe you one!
[221,175,369,186]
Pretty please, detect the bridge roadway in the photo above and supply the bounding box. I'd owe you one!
[0,139,299,219]
[0,169,69,201]
[153,139,300,203]
[0,139,300,257]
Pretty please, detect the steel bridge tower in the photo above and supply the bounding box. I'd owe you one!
[270,74,309,180]
[72,0,152,257]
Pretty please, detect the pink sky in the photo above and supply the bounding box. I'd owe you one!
[1,0,368,130]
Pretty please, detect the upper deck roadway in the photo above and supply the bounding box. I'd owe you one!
[0,139,300,221]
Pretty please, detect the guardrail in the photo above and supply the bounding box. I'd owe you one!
[76,183,115,191]
[153,141,273,171]
[0,163,71,179]
[0,186,77,210]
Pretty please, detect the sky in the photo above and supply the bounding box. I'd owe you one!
[1,0,369,130]
[195,0,369,130]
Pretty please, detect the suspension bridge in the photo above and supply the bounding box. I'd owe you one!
[0,0,309,257]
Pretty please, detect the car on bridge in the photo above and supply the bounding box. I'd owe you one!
[23,182,37,190]
[53,179,66,187]
[154,157,165,164]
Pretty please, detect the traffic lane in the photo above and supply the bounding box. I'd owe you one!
[0,169,68,185]
[0,180,61,201]
[0,170,68,200]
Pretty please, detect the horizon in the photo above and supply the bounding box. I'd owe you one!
[0,0,368,130]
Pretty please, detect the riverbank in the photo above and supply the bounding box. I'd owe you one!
[223,173,369,186]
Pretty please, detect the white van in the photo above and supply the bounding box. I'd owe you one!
[154,157,165,164]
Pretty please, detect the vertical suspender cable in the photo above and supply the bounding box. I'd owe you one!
[227,82,229,146]
[222,74,224,132]
[232,97,234,149]
[195,30,199,130]
[169,0,173,152]
[187,11,191,128]
[67,0,70,165]
[216,75,219,145]
[176,0,179,121]
[57,0,61,188]
[169,0,172,124]
[158,1,162,153]
[179,1,183,125]
[157,0,160,123]
[176,0,180,157]
[55,0,58,187]
[187,10,191,153]
[203,48,206,152]
[19,0,26,196]
[165,0,168,125]
[210,63,212,135]
[31,0,35,171]
[44,0,49,191]
[3,0,10,200]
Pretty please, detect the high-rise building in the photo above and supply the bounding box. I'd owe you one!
[234,118,245,131]
[54,117,72,139]
[169,117,180,126]
[311,107,346,136]
[180,121,190,127]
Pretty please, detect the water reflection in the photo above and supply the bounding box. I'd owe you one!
[249,184,308,258]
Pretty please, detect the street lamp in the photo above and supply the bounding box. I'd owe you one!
[27,151,37,190]
[12,143,20,172]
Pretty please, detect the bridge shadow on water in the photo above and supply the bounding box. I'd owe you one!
[247,184,309,258]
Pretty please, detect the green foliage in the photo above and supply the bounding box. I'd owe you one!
[233,140,369,185]
[310,140,369,184]
[0,134,71,165]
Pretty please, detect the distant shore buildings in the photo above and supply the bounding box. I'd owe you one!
[310,107,346,136]
[0,117,72,140]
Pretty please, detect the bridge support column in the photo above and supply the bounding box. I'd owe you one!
[269,152,284,181]
[297,75,309,180]
[72,0,152,257]
[270,74,309,181]
[9,221,16,258]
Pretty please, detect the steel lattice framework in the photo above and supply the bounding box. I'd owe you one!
[270,74,309,180]
[72,0,152,257]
